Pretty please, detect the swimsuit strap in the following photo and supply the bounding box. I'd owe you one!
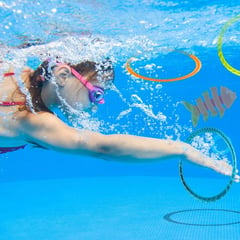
[4,72,15,77]
[0,145,26,154]
[3,70,30,77]
[1,71,26,106]
[0,71,26,153]
[0,101,26,106]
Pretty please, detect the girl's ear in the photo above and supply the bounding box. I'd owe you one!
[54,65,71,86]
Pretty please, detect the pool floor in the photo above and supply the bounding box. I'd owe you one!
[0,176,239,240]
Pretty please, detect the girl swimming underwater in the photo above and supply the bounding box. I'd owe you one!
[0,58,238,181]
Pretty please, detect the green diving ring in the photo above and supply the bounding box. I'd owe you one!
[179,127,237,202]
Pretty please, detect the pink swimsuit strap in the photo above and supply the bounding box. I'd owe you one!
[0,72,26,106]
[0,101,26,106]
[0,71,27,153]
[3,72,15,77]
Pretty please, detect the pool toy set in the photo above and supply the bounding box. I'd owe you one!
[126,15,240,201]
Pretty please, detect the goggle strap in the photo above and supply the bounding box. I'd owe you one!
[71,68,94,91]
[56,63,105,104]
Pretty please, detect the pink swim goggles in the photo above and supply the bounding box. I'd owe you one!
[71,67,105,104]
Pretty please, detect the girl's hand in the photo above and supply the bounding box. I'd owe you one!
[210,159,240,183]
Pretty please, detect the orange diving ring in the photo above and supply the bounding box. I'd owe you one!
[126,50,202,82]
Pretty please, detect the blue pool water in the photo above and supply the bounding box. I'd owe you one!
[0,0,240,239]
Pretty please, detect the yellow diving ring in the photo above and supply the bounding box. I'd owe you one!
[217,15,240,76]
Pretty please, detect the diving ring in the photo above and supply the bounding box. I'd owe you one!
[179,127,237,202]
[217,15,240,76]
[126,49,201,82]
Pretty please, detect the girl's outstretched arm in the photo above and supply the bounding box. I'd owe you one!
[19,112,239,181]
[91,132,239,181]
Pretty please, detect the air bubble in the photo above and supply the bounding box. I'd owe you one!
[51,8,57,13]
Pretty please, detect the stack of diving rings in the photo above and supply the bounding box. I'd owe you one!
[179,127,237,202]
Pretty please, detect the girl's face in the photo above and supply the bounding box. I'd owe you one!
[54,65,110,113]
[61,77,104,112]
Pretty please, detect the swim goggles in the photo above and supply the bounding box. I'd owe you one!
[71,67,105,104]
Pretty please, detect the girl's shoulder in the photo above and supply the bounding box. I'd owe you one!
[21,66,34,76]
[20,66,34,85]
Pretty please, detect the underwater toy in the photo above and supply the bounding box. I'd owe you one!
[126,50,201,82]
[182,86,237,127]
[217,15,240,76]
[179,127,237,202]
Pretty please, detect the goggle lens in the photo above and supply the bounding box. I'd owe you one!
[89,87,105,104]
[95,91,104,101]
[70,67,105,104]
